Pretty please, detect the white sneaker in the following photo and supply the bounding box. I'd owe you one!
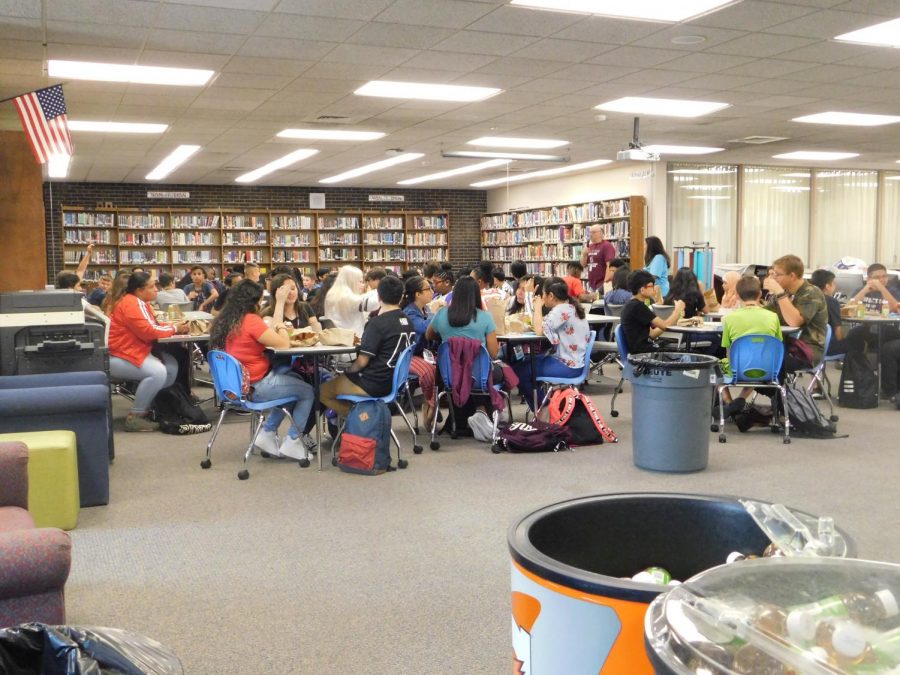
[279,435,310,461]
[300,434,317,455]
[255,429,282,458]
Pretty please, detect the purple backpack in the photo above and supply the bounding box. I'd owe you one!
[494,419,571,453]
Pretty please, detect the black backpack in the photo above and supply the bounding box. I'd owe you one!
[838,351,878,409]
[152,383,211,435]
[784,384,840,439]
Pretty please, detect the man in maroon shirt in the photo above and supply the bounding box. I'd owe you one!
[580,224,617,292]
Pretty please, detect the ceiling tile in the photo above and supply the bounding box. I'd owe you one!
[718,58,815,77]
[707,32,819,57]
[766,9,886,39]
[321,43,419,67]
[831,0,900,15]
[475,56,569,78]
[551,16,663,45]
[145,29,243,55]
[222,56,314,76]
[553,63,639,82]
[658,51,757,73]
[253,13,364,41]
[604,69,700,87]
[587,46,684,68]
[300,60,389,81]
[628,25,747,51]
[690,0,819,30]
[0,16,40,40]
[401,50,497,72]
[0,0,41,19]
[732,78,816,95]
[169,0,280,9]
[237,37,337,60]
[374,0,496,29]
[467,6,582,37]
[46,0,157,27]
[45,42,140,62]
[212,72,296,90]
[680,73,763,90]
[154,4,267,34]
[434,30,538,56]
[514,77,593,94]
[273,0,394,21]
[344,22,457,51]
[139,51,232,69]
[510,38,618,63]
[782,62,879,83]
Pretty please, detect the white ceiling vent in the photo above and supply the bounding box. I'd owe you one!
[730,135,789,145]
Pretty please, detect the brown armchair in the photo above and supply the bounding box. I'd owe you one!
[0,441,72,628]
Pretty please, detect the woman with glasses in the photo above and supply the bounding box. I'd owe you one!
[402,275,438,428]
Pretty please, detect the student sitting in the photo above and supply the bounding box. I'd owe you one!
[507,274,543,316]
[182,266,218,312]
[604,266,632,310]
[320,276,417,419]
[809,269,866,356]
[87,273,112,307]
[361,267,387,313]
[563,261,596,303]
[762,254,828,371]
[108,272,189,432]
[492,268,514,298]
[260,273,320,331]
[156,273,189,307]
[720,271,742,309]
[665,267,708,318]
[852,263,899,314]
[324,265,368,338]
[602,257,628,295]
[211,272,243,316]
[620,270,685,354]
[402,275,438,428]
[719,276,783,417]
[513,279,592,411]
[432,269,454,305]
[426,276,500,358]
[210,280,317,460]
[849,263,900,402]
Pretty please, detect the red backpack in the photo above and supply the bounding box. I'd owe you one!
[548,389,618,446]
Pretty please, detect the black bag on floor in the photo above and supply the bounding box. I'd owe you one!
[495,420,570,453]
[784,384,839,438]
[838,351,878,409]
[152,382,211,435]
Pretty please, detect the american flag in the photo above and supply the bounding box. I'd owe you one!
[13,84,74,164]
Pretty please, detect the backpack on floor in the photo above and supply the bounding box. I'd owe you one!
[547,388,618,445]
[338,400,393,475]
[784,383,840,439]
[151,383,211,435]
[838,351,878,409]
[495,420,570,453]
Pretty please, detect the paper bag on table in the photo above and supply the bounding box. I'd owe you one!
[319,327,356,346]
[505,313,527,334]
[484,295,508,336]
[289,328,319,347]
[188,319,210,336]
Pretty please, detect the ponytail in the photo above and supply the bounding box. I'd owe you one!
[545,279,585,319]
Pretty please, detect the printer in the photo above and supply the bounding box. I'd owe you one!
[0,290,107,376]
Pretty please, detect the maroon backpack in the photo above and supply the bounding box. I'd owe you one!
[494,419,571,453]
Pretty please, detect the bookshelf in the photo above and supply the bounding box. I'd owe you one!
[479,196,646,279]
[59,207,450,281]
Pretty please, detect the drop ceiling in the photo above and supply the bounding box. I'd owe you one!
[2,0,900,188]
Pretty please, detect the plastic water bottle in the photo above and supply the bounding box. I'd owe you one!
[786,589,899,642]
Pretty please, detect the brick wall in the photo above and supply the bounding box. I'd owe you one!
[43,182,486,282]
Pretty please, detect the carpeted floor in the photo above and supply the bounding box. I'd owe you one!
[66,366,900,673]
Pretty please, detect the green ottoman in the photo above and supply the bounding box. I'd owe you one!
[0,431,80,530]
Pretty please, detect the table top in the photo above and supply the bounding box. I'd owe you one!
[586,314,620,325]
[183,310,214,321]
[664,323,801,338]
[844,314,900,324]
[497,332,549,342]
[268,344,359,355]
[159,333,210,343]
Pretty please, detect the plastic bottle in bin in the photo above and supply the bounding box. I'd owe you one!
[825,623,900,669]
[786,589,900,642]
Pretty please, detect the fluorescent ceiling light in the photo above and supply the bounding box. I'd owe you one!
[443,150,567,161]
[680,185,732,190]
[398,160,511,186]
[886,175,900,180]
[69,121,168,134]
[595,96,729,118]
[276,129,385,141]
[320,153,424,185]
[509,0,737,22]
[354,80,501,102]
[668,168,736,174]
[467,136,567,149]
[47,153,70,179]
[235,148,318,184]
[792,112,900,127]
[643,144,724,155]
[48,60,213,86]
[471,159,612,188]
[835,17,900,48]
[687,195,731,200]
[775,186,810,191]
[146,145,201,181]
[783,172,811,178]
[772,151,859,161]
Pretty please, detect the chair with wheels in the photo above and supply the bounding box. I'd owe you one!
[430,338,513,452]
[331,344,420,469]
[788,324,840,423]
[534,331,596,419]
[609,324,630,418]
[712,334,790,445]
[652,304,675,320]
[202,350,307,480]
[604,303,625,318]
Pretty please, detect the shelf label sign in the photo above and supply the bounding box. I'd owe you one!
[369,194,405,202]
[147,191,190,199]
[309,193,326,209]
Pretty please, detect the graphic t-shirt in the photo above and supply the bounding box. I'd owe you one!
[346,309,416,397]
[856,288,888,314]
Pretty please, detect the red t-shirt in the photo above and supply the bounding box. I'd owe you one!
[225,314,270,383]
[564,275,585,298]
[586,240,617,290]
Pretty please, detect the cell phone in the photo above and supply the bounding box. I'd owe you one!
[513,345,524,361]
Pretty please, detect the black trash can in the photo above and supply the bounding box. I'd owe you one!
[508,493,853,675]
[627,352,720,472]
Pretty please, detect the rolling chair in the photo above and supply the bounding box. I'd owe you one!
[534,331,596,419]
[788,324,840,423]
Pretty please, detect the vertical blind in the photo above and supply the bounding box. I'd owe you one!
[741,166,810,264]
[667,164,738,263]
[810,170,877,269]
[882,173,900,268]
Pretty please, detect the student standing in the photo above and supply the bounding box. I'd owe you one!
[643,236,671,299]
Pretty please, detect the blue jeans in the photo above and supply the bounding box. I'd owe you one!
[250,371,315,439]
[513,353,581,411]
[110,351,178,414]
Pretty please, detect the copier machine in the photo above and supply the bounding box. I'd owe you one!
[0,290,107,376]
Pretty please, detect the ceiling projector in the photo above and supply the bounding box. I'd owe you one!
[617,148,660,162]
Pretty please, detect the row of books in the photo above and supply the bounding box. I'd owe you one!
[408,232,447,246]
[172,215,220,230]
[411,216,447,230]
[64,250,116,264]
[319,248,361,262]
[223,233,268,245]
[481,243,584,261]
[272,251,315,263]
[320,232,360,245]
[64,230,113,244]
[174,251,219,264]
[364,249,407,262]
[363,216,404,230]
[481,199,632,230]
[222,215,265,229]
[364,233,404,245]
[172,233,219,245]
[119,214,166,229]
[272,234,314,246]
[120,251,169,264]
[119,233,168,246]
[224,250,266,263]
[271,216,314,230]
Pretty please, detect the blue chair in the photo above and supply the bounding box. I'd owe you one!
[430,338,512,451]
[201,350,306,480]
[331,344,419,469]
[534,331,596,418]
[609,324,630,418]
[713,334,790,444]
[790,324,840,423]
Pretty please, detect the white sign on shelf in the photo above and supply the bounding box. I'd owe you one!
[309,193,326,209]
[369,194,405,203]
[147,191,190,199]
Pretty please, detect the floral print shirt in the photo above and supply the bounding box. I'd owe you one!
[543,302,591,368]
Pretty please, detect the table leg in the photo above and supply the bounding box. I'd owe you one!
[529,343,538,418]
[313,354,323,471]
[877,324,883,397]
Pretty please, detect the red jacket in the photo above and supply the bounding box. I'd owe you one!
[108,294,175,367]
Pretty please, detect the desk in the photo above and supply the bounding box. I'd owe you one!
[497,333,548,412]
[663,324,801,350]
[158,333,211,393]
[586,315,619,326]
[844,315,900,393]
[268,344,358,471]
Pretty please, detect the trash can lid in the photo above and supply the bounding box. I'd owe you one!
[628,351,720,377]
[644,557,900,674]
[740,498,849,558]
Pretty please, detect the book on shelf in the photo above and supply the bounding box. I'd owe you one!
[364,248,406,263]
[222,214,265,229]
[320,232,360,245]
[273,250,315,263]
[119,250,170,264]
[407,232,447,247]
[224,249,267,263]
[118,232,168,246]
[272,233,314,247]
[319,247,360,262]
[364,216,404,230]
[223,232,268,245]
[364,232,404,245]
[271,215,314,230]
[63,212,113,227]
[64,249,117,265]
[411,215,446,229]
[319,216,360,230]
[172,214,219,229]
[118,214,166,229]
[65,229,112,244]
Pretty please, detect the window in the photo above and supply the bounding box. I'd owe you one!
[741,167,810,265]
[668,163,737,263]
[881,172,900,268]
[810,170,877,269]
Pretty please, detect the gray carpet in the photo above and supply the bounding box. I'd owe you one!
[66,367,900,674]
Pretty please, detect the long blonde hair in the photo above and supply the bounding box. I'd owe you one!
[323,265,366,336]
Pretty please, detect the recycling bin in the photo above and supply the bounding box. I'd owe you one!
[508,493,853,675]
[627,352,720,472]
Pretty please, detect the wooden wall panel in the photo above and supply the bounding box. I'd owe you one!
[0,131,47,291]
